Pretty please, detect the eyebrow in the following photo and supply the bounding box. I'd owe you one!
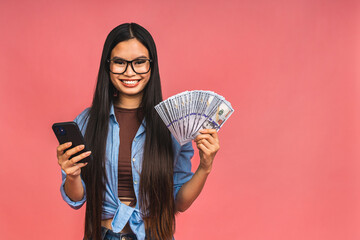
[111,55,149,60]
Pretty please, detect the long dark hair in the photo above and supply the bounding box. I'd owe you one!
[81,23,175,240]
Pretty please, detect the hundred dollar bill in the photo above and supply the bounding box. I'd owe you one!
[192,99,234,138]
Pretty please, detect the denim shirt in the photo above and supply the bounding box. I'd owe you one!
[60,105,194,240]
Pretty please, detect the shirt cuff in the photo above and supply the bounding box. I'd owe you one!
[60,176,86,209]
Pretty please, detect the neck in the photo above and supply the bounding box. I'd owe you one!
[114,93,143,109]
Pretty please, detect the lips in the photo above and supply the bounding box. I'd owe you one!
[120,79,141,87]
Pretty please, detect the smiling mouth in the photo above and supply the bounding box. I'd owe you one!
[120,79,141,84]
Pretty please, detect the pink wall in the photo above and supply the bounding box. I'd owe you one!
[0,0,359,239]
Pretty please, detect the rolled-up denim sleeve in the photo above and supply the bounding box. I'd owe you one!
[173,141,194,198]
[60,170,86,209]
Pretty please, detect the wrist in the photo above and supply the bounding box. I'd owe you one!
[66,174,81,182]
[197,164,212,175]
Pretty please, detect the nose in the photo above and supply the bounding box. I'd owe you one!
[123,63,136,76]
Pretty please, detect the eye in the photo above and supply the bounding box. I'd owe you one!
[113,59,126,65]
[134,59,147,65]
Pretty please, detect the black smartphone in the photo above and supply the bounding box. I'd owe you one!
[52,121,91,164]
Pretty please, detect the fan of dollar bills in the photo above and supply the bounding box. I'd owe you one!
[154,90,234,145]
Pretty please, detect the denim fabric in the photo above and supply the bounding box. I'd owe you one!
[84,226,138,240]
[61,104,194,240]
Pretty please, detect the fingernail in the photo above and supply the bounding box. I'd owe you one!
[67,142,72,146]
[86,151,91,155]
[79,145,85,149]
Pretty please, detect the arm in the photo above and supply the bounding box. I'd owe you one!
[175,165,211,212]
[58,143,90,207]
[175,129,220,212]
[64,175,85,201]
[58,108,90,208]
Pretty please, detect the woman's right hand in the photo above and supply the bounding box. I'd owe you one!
[57,142,91,178]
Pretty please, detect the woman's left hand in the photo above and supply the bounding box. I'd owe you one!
[194,129,220,173]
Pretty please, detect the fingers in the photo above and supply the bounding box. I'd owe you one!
[196,141,210,154]
[196,138,212,150]
[63,145,85,160]
[57,144,88,166]
[195,134,215,145]
[194,129,220,153]
[196,139,220,155]
[57,142,90,179]
[67,151,91,166]
[57,142,72,158]
[199,129,217,135]
[194,129,219,145]
[63,162,88,176]
[59,150,91,177]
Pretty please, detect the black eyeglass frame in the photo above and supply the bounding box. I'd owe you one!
[107,58,153,74]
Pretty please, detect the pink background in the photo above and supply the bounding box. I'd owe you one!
[0,0,359,239]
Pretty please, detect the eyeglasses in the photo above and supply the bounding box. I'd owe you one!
[107,58,152,74]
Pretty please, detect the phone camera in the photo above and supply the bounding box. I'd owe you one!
[55,127,66,136]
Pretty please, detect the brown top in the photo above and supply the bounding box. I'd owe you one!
[114,106,143,207]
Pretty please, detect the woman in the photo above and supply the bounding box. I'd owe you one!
[57,23,220,240]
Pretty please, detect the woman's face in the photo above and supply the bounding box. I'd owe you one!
[109,38,151,102]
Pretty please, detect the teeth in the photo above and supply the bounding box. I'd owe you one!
[123,80,138,85]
